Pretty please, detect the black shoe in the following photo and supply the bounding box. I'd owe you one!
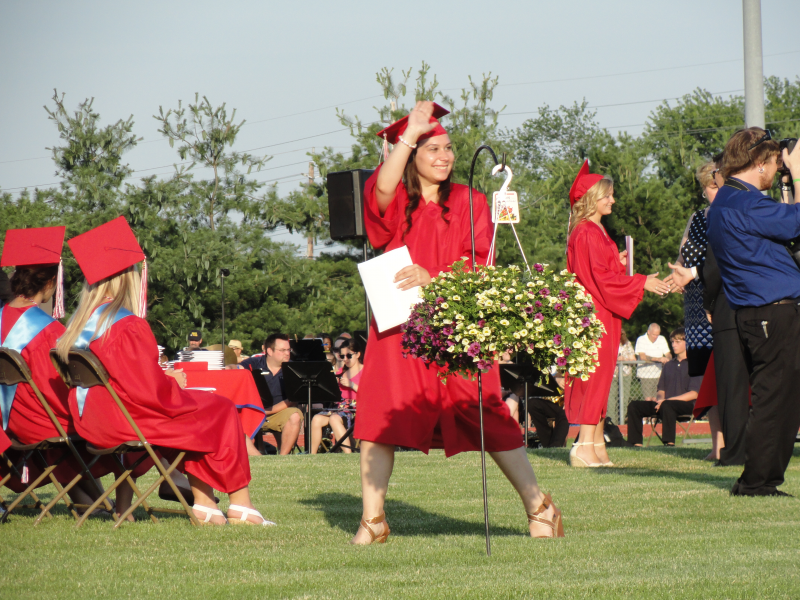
[731,482,794,497]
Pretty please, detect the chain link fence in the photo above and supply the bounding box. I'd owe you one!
[606,360,663,425]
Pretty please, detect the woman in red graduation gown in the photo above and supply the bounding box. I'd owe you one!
[0,227,110,504]
[565,162,670,467]
[58,216,272,526]
[352,101,563,544]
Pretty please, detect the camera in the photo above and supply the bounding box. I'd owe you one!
[778,138,798,175]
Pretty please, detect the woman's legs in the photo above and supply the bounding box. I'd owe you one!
[310,414,330,455]
[189,473,227,525]
[329,414,351,454]
[705,406,724,461]
[245,435,261,457]
[490,447,558,537]
[592,419,611,464]
[351,440,394,544]
[574,423,602,464]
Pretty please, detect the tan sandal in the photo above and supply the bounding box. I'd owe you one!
[527,494,565,538]
[594,442,614,467]
[352,512,390,544]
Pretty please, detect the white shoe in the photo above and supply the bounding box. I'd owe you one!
[192,503,227,525]
[227,504,276,526]
[594,442,614,467]
[569,441,603,467]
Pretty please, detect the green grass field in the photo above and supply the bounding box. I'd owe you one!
[2,444,799,599]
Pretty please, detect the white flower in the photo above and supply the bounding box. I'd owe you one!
[514,332,521,340]
[442,319,452,325]
[536,341,546,348]
[488,343,497,351]
[560,269,569,276]
[546,340,553,348]
[483,327,491,336]
[573,341,583,349]
[515,294,523,300]
[500,319,510,326]
[568,327,577,335]
[441,302,449,309]
[580,374,590,381]
[536,324,544,332]
[568,367,577,375]
[456,314,465,321]
[553,319,561,327]
[526,322,533,328]
[519,329,528,337]
[526,282,534,288]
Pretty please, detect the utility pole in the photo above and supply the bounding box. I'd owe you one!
[742,0,765,128]
[307,148,315,259]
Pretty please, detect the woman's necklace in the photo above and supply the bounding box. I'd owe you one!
[15,295,38,306]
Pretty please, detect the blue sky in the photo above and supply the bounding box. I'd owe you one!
[1,0,798,250]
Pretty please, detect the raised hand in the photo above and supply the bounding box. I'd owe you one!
[404,101,438,142]
[643,272,670,296]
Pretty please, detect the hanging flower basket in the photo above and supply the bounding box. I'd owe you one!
[400,261,606,381]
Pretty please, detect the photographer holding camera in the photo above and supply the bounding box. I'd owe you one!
[706,127,800,497]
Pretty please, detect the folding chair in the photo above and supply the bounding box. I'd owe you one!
[50,349,200,528]
[645,413,695,447]
[0,347,112,524]
[329,410,358,453]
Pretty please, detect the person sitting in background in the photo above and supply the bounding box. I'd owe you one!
[227,339,249,363]
[319,333,333,354]
[626,328,702,447]
[237,333,303,455]
[310,338,363,454]
[634,324,671,401]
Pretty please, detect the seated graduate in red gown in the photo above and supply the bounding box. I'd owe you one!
[0,226,112,506]
[351,101,563,544]
[565,161,670,467]
[57,216,273,526]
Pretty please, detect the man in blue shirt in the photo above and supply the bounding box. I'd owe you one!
[706,127,800,496]
[235,333,303,455]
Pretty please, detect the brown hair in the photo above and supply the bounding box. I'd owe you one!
[264,332,289,352]
[695,160,717,189]
[720,127,780,179]
[669,327,685,342]
[402,144,451,237]
[9,265,58,299]
[568,176,614,236]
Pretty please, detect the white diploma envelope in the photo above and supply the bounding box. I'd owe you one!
[625,236,634,277]
[358,246,422,332]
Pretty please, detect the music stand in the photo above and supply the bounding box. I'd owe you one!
[282,361,341,453]
[248,368,275,454]
[290,339,326,362]
[499,363,559,445]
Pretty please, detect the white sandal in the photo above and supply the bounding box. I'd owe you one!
[227,504,276,526]
[594,442,614,467]
[569,441,603,468]
[192,503,228,525]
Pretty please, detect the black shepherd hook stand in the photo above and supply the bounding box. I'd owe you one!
[468,145,506,557]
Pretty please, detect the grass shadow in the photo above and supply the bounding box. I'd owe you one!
[614,467,737,491]
[300,492,523,537]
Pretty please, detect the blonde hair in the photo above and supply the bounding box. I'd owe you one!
[695,160,717,189]
[56,266,141,361]
[568,176,614,236]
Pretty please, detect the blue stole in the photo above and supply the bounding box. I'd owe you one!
[74,304,135,417]
[0,306,55,430]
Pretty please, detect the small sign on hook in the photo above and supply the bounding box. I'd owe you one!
[490,164,519,223]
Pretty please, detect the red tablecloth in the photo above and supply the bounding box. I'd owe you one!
[185,370,266,439]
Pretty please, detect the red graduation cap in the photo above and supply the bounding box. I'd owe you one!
[1,226,67,318]
[569,160,604,206]
[68,217,149,316]
[376,103,450,146]
[1,226,65,268]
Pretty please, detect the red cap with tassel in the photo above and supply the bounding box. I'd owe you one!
[569,160,604,206]
[67,217,148,317]
[1,226,67,317]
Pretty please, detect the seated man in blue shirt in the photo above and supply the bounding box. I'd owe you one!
[236,333,303,455]
[626,328,702,446]
[706,127,800,496]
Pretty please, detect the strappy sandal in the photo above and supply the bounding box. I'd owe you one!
[569,441,603,467]
[527,494,565,538]
[192,503,228,525]
[351,512,390,545]
[594,442,614,467]
[227,504,276,526]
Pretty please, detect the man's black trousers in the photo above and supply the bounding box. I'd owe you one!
[528,397,569,447]
[626,400,695,445]
[734,304,800,495]
[713,328,750,466]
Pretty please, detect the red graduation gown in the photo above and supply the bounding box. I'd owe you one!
[353,166,523,456]
[565,221,645,424]
[68,315,250,493]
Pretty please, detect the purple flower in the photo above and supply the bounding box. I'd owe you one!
[534,264,544,272]
[534,312,544,321]
[558,290,569,299]
[553,334,562,346]
[528,343,536,350]
[583,302,593,309]
[556,356,567,366]
[539,288,550,296]
[436,296,445,304]
[554,303,563,311]
[467,342,481,358]
[500,303,506,308]
[442,326,454,336]
[477,359,492,370]
[581,317,591,327]
[524,306,534,314]
[564,348,572,357]
[535,300,542,308]
[477,319,486,328]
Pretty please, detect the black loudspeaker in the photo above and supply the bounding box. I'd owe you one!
[327,169,374,241]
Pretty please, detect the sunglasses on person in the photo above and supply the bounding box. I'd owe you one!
[339,353,356,359]
[748,130,773,151]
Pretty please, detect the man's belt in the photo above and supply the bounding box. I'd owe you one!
[772,298,800,305]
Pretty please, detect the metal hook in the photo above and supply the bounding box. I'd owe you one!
[500,152,506,174]
[491,163,513,195]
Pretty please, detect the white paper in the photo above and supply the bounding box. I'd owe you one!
[358,246,422,332]
[625,236,634,277]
